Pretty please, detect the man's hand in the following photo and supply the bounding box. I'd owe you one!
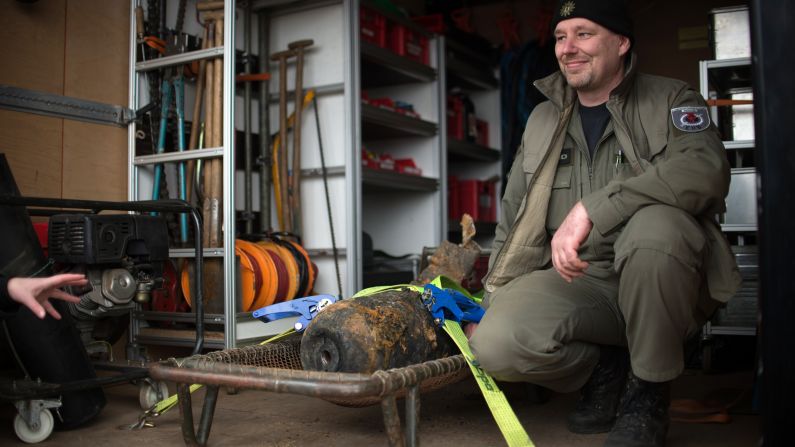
[7,273,87,319]
[551,202,593,282]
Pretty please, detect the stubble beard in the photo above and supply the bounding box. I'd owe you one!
[563,67,593,90]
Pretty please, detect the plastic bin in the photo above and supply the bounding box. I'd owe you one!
[361,6,387,47]
[389,24,429,65]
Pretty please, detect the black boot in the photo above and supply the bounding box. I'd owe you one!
[604,373,671,447]
[566,346,630,434]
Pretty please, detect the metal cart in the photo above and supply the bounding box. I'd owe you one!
[149,333,470,447]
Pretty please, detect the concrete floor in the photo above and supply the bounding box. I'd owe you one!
[0,368,759,446]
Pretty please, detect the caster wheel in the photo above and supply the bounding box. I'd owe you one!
[14,408,54,444]
[139,381,169,410]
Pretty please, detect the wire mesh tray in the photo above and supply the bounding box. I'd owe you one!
[149,332,470,446]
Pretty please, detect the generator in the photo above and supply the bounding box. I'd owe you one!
[47,214,169,347]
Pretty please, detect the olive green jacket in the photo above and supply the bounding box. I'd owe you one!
[483,55,741,305]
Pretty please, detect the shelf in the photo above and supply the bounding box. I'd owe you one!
[704,58,752,95]
[361,103,437,139]
[136,327,226,350]
[723,140,754,150]
[135,46,224,72]
[135,310,225,324]
[448,138,500,161]
[362,167,438,192]
[134,146,224,165]
[361,41,437,87]
[169,248,226,258]
[444,37,498,91]
[446,58,499,91]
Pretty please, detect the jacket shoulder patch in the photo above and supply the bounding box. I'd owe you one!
[671,107,710,132]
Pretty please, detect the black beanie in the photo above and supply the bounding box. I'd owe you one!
[551,0,634,45]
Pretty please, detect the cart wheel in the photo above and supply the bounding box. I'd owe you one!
[13,408,54,444]
[139,381,169,410]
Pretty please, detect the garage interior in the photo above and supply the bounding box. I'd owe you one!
[0,0,792,446]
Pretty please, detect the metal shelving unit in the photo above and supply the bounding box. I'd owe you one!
[699,56,758,343]
[358,0,445,271]
[442,35,502,247]
[126,1,284,353]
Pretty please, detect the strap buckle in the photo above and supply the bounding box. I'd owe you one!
[421,284,484,327]
[252,294,338,332]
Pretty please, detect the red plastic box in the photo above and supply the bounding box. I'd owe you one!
[476,119,489,147]
[448,176,461,220]
[389,24,429,65]
[447,95,465,140]
[456,179,497,222]
[361,6,387,47]
[395,158,422,176]
[478,180,497,222]
[458,179,480,221]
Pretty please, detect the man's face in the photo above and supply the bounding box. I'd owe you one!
[554,18,630,94]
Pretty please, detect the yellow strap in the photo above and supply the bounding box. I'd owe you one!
[354,277,533,446]
[443,320,534,447]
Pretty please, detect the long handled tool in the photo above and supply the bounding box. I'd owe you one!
[287,39,313,237]
[270,49,295,233]
[209,17,224,248]
[201,21,215,248]
[185,25,210,203]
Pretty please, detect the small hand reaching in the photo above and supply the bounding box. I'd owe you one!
[7,273,87,319]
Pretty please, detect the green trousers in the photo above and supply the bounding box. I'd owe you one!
[470,205,720,392]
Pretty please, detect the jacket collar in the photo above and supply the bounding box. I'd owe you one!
[534,53,638,110]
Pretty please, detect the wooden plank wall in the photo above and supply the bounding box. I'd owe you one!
[0,0,129,200]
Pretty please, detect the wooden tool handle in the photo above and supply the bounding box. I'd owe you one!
[197,1,225,11]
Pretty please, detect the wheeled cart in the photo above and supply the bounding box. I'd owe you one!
[149,333,470,447]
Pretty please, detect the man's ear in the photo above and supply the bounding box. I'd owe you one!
[618,35,631,57]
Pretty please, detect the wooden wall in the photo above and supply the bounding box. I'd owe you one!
[0,0,130,200]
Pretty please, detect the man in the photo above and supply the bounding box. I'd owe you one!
[468,1,741,446]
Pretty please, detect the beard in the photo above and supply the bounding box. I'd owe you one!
[562,66,593,90]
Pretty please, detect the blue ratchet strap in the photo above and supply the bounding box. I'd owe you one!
[421,284,484,326]
[252,294,338,332]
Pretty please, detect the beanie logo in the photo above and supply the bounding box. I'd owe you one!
[560,1,576,17]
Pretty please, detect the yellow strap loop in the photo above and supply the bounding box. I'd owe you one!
[355,276,533,446]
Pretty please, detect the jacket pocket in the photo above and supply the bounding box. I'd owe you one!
[546,165,574,231]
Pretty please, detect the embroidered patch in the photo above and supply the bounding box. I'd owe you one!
[560,1,575,17]
[560,148,572,165]
[671,107,711,132]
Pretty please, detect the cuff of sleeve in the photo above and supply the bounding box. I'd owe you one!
[581,187,627,235]
[0,277,20,313]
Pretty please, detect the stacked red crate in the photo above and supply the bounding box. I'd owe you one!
[476,119,489,147]
[448,175,461,220]
[447,95,465,140]
[459,180,479,221]
[360,6,387,47]
[389,24,429,65]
